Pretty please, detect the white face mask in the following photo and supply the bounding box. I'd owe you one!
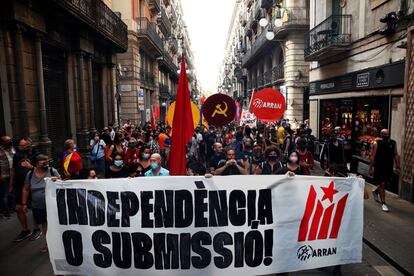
[289,157,298,163]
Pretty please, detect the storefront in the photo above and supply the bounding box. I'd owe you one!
[309,61,405,193]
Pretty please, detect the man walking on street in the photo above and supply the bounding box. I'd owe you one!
[369,129,400,212]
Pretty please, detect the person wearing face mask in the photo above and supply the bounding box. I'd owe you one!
[296,138,314,176]
[124,137,140,171]
[60,139,83,180]
[255,146,283,175]
[276,151,306,175]
[369,129,399,212]
[0,136,15,218]
[250,144,265,174]
[145,153,169,176]
[89,132,106,178]
[138,145,152,174]
[22,154,60,253]
[12,138,41,242]
[108,154,129,178]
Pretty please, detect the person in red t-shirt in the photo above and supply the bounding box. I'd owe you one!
[296,138,314,176]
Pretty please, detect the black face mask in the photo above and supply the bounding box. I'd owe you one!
[268,155,277,161]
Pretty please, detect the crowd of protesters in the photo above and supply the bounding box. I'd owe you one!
[0,117,397,253]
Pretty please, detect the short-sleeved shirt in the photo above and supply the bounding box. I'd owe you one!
[13,152,36,188]
[209,153,226,170]
[0,147,14,178]
[216,160,244,175]
[26,168,60,209]
[145,167,170,176]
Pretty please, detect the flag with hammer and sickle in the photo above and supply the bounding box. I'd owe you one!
[202,93,236,127]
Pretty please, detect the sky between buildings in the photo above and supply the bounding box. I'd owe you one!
[180,0,235,95]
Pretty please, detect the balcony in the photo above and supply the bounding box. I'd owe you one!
[158,51,179,79]
[239,13,247,27]
[157,9,172,37]
[304,15,352,61]
[136,17,164,57]
[54,0,128,52]
[163,0,170,6]
[246,0,254,9]
[272,64,284,82]
[159,83,171,100]
[149,0,161,14]
[140,68,155,87]
[260,0,274,9]
[242,30,275,67]
[169,39,178,54]
[168,6,177,26]
[274,7,310,38]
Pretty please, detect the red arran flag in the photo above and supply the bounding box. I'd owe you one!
[169,55,194,175]
[298,181,349,242]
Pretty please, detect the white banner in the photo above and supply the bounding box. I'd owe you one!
[46,175,364,275]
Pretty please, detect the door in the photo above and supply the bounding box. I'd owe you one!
[42,44,70,164]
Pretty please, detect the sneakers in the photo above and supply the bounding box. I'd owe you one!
[382,204,390,212]
[14,230,32,242]
[372,189,380,203]
[30,228,43,241]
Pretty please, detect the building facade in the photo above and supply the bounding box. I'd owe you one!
[113,0,198,126]
[219,0,310,121]
[307,0,414,198]
[0,0,128,161]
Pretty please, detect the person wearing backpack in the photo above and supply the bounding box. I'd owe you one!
[22,154,60,253]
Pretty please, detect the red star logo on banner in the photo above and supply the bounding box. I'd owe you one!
[321,181,338,203]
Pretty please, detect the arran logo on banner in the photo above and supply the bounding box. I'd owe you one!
[298,181,349,242]
[252,99,282,109]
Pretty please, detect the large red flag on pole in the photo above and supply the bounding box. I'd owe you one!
[169,54,194,175]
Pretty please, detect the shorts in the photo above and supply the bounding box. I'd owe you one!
[13,183,24,205]
[374,167,393,184]
[32,208,47,224]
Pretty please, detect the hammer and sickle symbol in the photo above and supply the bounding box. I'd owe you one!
[212,101,228,118]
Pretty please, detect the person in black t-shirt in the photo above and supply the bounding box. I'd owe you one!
[276,151,306,175]
[12,138,41,242]
[369,129,399,212]
[214,148,247,176]
[255,146,283,175]
[208,143,225,173]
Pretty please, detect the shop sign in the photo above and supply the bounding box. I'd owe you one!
[137,88,145,111]
[309,61,405,95]
[356,73,370,88]
[120,84,132,92]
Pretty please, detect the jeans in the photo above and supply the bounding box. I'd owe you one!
[91,157,105,178]
[0,177,10,215]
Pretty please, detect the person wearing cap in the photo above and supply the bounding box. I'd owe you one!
[22,154,60,253]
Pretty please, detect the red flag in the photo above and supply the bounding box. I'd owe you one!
[169,55,194,175]
[154,103,160,120]
[248,88,255,110]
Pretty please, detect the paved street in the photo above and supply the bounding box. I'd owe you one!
[0,181,411,276]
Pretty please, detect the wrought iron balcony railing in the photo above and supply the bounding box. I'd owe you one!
[260,0,273,9]
[159,50,179,79]
[159,83,171,99]
[136,17,164,56]
[168,6,177,25]
[55,0,128,51]
[272,64,284,81]
[169,39,178,54]
[275,7,309,31]
[304,15,352,60]
[140,68,155,86]
[158,8,172,37]
[242,29,270,67]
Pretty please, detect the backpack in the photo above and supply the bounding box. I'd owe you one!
[28,167,56,183]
